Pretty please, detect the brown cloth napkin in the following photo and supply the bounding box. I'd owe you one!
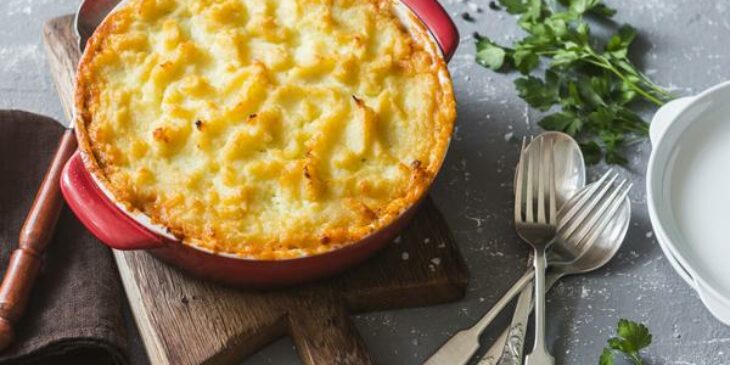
[0,110,127,364]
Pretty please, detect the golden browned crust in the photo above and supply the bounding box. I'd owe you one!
[75,0,456,259]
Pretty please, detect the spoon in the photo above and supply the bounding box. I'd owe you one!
[480,174,632,364]
[76,0,121,52]
[423,132,585,365]
[516,132,586,208]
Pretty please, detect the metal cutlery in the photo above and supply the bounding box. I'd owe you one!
[427,130,630,365]
[480,170,632,364]
[514,137,557,365]
[424,133,586,365]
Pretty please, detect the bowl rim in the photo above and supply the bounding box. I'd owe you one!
[71,0,457,262]
[646,80,730,305]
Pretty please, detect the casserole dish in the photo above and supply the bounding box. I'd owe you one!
[61,0,459,287]
[647,81,730,325]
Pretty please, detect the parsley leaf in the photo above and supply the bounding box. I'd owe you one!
[515,75,560,110]
[564,0,616,16]
[568,0,595,15]
[600,319,652,365]
[540,111,583,135]
[589,3,616,17]
[606,25,637,59]
[499,0,543,21]
[614,319,652,353]
[499,0,529,14]
[599,348,614,365]
[474,0,671,164]
[579,141,601,164]
[514,48,541,74]
[475,35,511,70]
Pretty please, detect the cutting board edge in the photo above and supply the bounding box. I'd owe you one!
[347,274,469,313]
[114,251,170,365]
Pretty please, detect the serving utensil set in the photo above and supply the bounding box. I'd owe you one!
[426,133,632,365]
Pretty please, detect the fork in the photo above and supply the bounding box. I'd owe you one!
[514,137,557,365]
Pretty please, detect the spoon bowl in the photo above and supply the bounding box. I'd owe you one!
[75,0,121,51]
[548,178,632,275]
[515,132,586,207]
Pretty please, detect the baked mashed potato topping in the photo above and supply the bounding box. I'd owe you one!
[75,0,456,259]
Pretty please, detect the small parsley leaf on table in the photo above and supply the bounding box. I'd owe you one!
[599,348,615,365]
[600,318,652,365]
[475,35,511,70]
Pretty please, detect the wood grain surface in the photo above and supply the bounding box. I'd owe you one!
[44,15,469,365]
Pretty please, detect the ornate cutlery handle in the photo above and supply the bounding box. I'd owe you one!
[476,331,506,365]
[424,270,535,365]
[478,273,563,364]
[475,282,531,365]
[498,280,532,364]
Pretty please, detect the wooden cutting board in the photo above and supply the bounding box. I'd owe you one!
[42,15,468,365]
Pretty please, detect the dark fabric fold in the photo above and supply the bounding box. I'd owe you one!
[0,110,127,365]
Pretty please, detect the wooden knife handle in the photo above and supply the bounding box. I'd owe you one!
[289,290,374,365]
[0,129,77,350]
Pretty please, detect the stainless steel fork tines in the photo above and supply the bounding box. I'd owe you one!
[515,136,557,365]
[558,169,633,253]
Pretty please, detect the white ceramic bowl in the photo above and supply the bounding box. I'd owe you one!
[647,81,730,325]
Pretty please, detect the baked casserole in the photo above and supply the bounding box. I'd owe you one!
[75,0,456,259]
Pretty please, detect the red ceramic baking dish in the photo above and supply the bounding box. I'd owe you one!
[61,0,459,287]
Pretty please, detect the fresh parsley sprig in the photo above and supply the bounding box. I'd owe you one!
[599,318,652,365]
[475,0,672,164]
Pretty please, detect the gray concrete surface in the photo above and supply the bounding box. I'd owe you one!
[1,0,729,364]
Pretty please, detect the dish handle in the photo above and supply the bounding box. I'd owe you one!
[60,151,164,250]
[695,280,730,326]
[400,0,459,62]
[665,246,730,326]
[649,96,694,144]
